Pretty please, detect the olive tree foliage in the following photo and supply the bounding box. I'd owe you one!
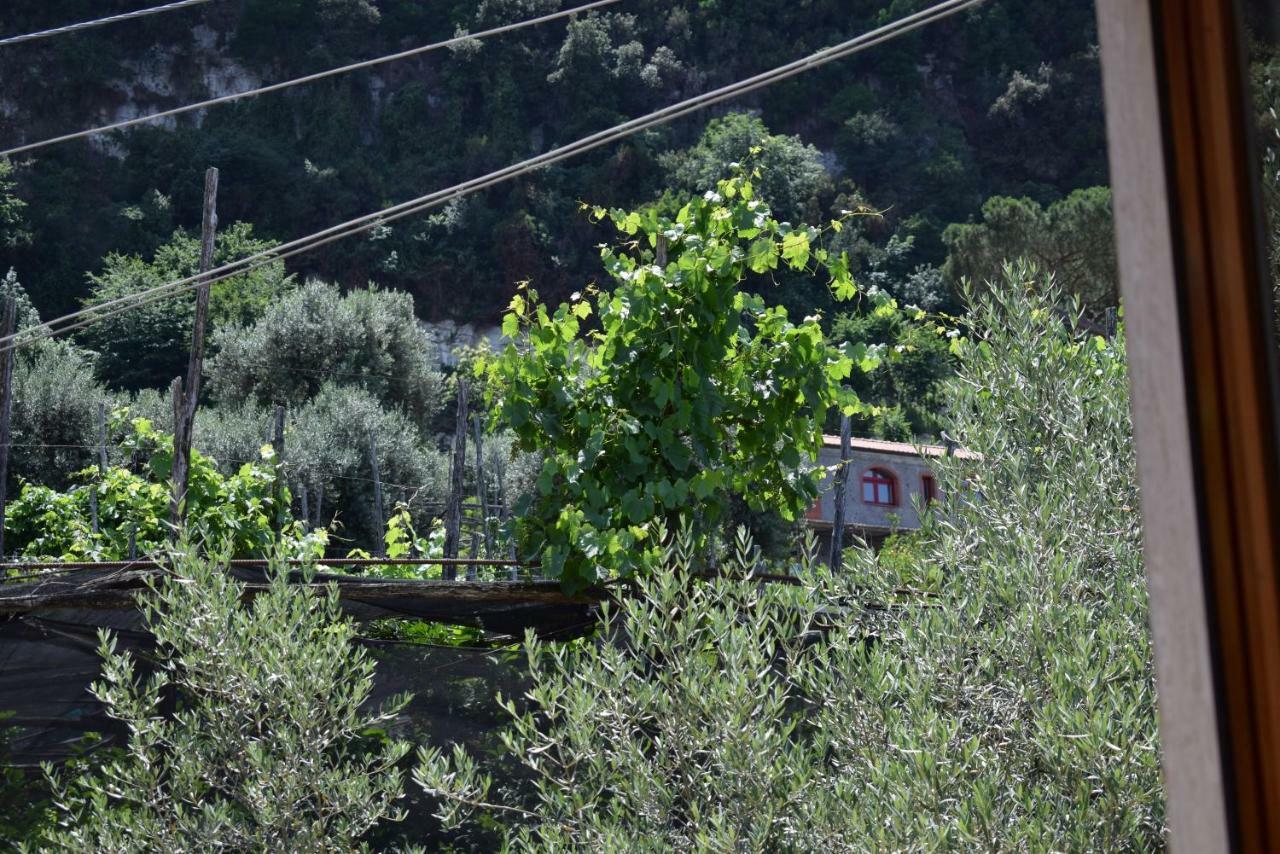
[11,341,110,489]
[942,187,1117,316]
[131,383,453,549]
[80,223,292,391]
[485,173,870,590]
[208,279,447,424]
[419,268,1163,850]
[34,550,411,852]
[799,266,1162,848]
[0,271,118,488]
[417,530,836,852]
[286,384,449,544]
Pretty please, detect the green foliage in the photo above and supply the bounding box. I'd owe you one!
[660,113,830,221]
[208,280,448,423]
[0,715,51,843]
[11,340,110,490]
[2,1,1107,324]
[418,268,1163,850]
[943,187,1117,314]
[0,160,30,249]
[486,174,869,590]
[829,300,953,439]
[5,416,320,561]
[807,265,1160,847]
[416,530,836,851]
[286,384,450,548]
[80,223,292,391]
[35,550,411,852]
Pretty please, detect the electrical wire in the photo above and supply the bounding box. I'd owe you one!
[0,0,985,356]
[0,0,218,49]
[1,0,621,158]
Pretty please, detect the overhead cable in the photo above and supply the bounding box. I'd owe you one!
[0,0,218,49]
[1,0,621,158]
[1,0,985,355]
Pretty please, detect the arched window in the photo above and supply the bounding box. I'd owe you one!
[862,467,897,506]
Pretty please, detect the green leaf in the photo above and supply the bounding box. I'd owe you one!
[781,231,810,268]
[747,238,779,274]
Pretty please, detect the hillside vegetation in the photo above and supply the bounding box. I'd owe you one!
[0,0,1107,322]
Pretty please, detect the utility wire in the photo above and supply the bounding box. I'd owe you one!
[1,0,985,355]
[1,0,621,158]
[0,0,217,49]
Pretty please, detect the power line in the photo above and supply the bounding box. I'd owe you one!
[1,0,985,356]
[1,0,621,158]
[0,0,218,49]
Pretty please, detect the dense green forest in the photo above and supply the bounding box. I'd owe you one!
[0,0,1108,322]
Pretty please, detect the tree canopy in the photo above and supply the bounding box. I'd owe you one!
[942,187,1117,314]
[485,172,874,590]
[81,224,292,391]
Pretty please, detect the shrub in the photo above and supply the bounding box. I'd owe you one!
[287,383,449,548]
[35,549,411,852]
[11,340,113,490]
[415,529,837,851]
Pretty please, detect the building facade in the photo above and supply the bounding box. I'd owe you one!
[805,435,977,548]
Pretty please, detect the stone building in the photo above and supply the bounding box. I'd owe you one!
[805,435,979,549]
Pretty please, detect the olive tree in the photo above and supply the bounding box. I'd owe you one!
[208,280,447,424]
[35,550,411,852]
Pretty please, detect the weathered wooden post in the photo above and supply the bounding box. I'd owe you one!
[272,404,285,537]
[88,401,107,534]
[169,166,219,540]
[443,376,468,578]
[472,411,493,560]
[828,414,852,572]
[369,429,385,557]
[96,401,108,473]
[299,482,310,532]
[0,296,16,559]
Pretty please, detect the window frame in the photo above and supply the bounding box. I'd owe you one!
[920,473,937,506]
[1098,1,1280,849]
[861,467,898,506]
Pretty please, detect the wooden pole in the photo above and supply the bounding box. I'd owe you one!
[95,402,106,473]
[369,430,385,557]
[443,376,468,577]
[169,375,183,525]
[828,414,852,572]
[0,296,16,560]
[169,166,219,539]
[472,412,492,561]
[89,400,106,534]
[314,482,324,531]
[271,404,285,537]
[299,482,310,532]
